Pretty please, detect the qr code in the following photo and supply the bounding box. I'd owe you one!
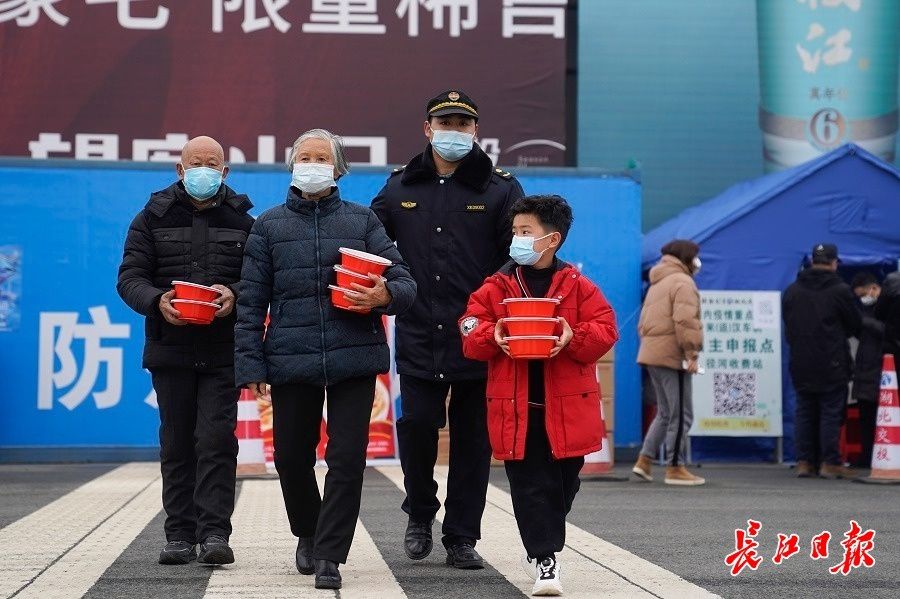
[713,372,757,416]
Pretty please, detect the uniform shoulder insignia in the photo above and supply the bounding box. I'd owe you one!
[493,167,513,180]
[390,166,406,176]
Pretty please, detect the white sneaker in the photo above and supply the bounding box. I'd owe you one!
[521,552,538,580]
[532,555,562,596]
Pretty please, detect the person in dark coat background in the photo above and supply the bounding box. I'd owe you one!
[371,90,525,569]
[235,129,416,590]
[117,136,253,566]
[783,244,862,479]
[851,272,884,467]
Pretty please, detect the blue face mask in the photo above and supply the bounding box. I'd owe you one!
[430,129,474,162]
[183,166,223,201]
[510,233,553,266]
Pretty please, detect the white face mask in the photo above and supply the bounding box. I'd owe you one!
[292,163,336,195]
[692,257,702,274]
[860,295,877,307]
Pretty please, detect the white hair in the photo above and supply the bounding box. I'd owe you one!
[286,128,350,176]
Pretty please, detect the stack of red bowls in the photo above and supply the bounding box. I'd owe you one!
[329,248,392,314]
[501,298,561,359]
[171,281,220,325]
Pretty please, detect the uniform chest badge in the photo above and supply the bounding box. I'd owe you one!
[401,202,417,209]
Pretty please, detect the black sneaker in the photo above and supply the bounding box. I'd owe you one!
[197,535,235,566]
[445,542,484,570]
[315,559,342,589]
[404,518,434,560]
[158,541,196,565]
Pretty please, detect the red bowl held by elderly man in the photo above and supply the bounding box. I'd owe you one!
[329,285,371,314]
[334,265,383,290]
[172,280,220,303]
[172,299,218,325]
[338,247,392,277]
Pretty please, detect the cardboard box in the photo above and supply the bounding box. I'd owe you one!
[602,395,615,433]
[598,347,615,363]
[596,362,615,398]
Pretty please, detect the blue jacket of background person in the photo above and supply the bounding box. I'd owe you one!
[371,144,524,382]
[234,187,416,388]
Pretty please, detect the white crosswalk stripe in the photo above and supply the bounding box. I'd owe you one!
[0,463,161,598]
[203,470,407,598]
[378,465,720,599]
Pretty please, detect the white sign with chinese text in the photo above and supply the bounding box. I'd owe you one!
[691,291,783,437]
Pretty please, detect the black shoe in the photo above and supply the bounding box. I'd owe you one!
[158,540,196,565]
[445,542,484,570]
[295,536,315,575]
[314,559,342,589]
[197,535,235,566]
[404,518,434,560]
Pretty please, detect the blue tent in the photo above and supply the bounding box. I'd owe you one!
[642,144,900,462]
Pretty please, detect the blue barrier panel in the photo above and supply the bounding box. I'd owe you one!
[0,161,641,458]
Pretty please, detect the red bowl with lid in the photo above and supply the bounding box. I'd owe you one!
[172,280,220,303]
[329,285,371,314]
[334,265,383,289]
[502,297,560,318]
[505,336,559,359]
[338,247,392,277]
[501,317,560,337]
[172,299,218,325]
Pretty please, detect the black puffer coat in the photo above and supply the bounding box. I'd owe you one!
[234,187,416,388]
[783,267,862,393]
[117,181,254,369]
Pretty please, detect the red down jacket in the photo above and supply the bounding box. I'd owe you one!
[459,262,618,460]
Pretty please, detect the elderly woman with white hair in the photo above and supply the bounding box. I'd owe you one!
[235,129,416,589]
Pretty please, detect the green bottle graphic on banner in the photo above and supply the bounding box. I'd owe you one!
[757,0,899,171]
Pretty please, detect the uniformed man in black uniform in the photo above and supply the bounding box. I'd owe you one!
[371,91,524,569]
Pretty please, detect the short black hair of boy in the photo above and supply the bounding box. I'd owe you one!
[509,195,574,246]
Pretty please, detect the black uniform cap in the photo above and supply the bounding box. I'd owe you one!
[426,90,479,120]
[812,243,839,263]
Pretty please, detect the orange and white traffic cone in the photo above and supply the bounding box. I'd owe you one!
[581,399,614,476]
[235,387,269,478]
[860,355,900,484]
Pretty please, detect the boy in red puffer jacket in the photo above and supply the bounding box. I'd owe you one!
[459,195,618,597]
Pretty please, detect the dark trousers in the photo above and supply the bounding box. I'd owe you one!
[795,387,848,466]
[505,407,583,559]
[858,401,878,467]
[397,375,491,547]
[151,367,238,543]
[270,376,375,564]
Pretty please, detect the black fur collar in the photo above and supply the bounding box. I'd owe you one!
[400,143,494,192]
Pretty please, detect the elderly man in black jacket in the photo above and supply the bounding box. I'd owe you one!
[783,244,862,479]
[235,129,416,590]
[371,90,524,569]
[117,136,254,566]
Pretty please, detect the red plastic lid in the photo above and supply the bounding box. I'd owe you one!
[171,280,219,292]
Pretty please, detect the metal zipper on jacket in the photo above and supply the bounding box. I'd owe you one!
[314,204,329,386]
